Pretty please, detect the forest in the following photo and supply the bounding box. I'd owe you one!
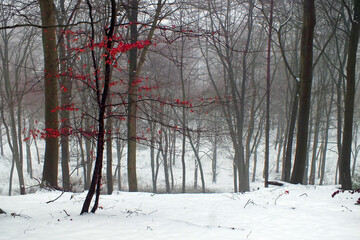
[0,0,359,210]
[1,1,360,239]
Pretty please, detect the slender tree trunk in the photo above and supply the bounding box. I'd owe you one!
[0,120,3,156]
[212,121,218,183]
[340,0,360,190]
[84,118,92,190]
[309,92,322,185]
[303,114,313,185]
[59,46,71,189]
[179,22,187,193]
[78,134,87,189]
[283,82,299,181]
[81,0,116,214]
[106,115,113,195]
[335,71,343,185]
[187,128,205,193]
[26,118,33,178]
[352,124,359,177]
[161,128,170,193]
[264,0,274,187]
[126,0,164,192]
[127,0,139,192]
[17,99,24,180]
[233,155,238,192]
[276,125,284,174]
[116,137,123,191]
[150,119,156,192]
[246,69,256,175]
[320,102,332,185]
[1,29,26,195]
[193,128,201,190]
[56,0,72,191]
[9,156,14,196]
[106,94,113,195]
[169,130,175,190]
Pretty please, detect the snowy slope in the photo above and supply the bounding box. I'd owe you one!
[1,184,359,240]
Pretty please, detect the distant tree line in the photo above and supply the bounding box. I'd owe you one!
[0,0,358,207]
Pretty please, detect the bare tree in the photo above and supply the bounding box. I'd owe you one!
[291,0,316,184]
[126,0,164,192]
[39,0,59,187]
[340,0,360,190]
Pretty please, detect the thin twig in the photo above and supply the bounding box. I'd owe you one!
[46,191,65,204]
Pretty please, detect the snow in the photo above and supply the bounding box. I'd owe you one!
[1,184,359,240]
[0,134,359,239]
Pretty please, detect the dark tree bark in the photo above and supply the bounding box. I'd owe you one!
[275,21,301,183]
[291,0,316,184]
[39,0,59,187]
[340,0,360,190]
[180,20,187,193]
[116,136,123,191]
[81,0,116,214]
[106,96,113,195]
[264,0,274,188]
[283,82,299,182]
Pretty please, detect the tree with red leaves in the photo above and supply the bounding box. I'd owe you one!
[80,0,117,214]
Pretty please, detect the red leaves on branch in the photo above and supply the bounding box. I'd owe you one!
[42,128,61,139]
[51,103,79,113]
[332,189,360,205]
[109,40,151,58]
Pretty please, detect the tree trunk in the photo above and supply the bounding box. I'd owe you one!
[26,118,33,179]
[309,89,322,185]
[39,0,59,187]
[1,27,26,195]
[291,0,316,184]
[84,118,92,190]
[126,0,164,192]
[150,119,156,193]
[58,0,71,191]
[340,0,360,190]
[127,0,139,192]
[320,87,333,185]
[283,82,299,182]
[187,129,205,193]
[264,0,274,187]
[0,119,3,156]
[78,134,87,189]
[116,137,123,191]
[81,0,116,214]
[106,115,113,195]
[212,120,218,183]
[179,18,187,193]
[276,124,284,174]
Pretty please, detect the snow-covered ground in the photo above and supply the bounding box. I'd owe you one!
[0,135,359,239]
[1,184,359,240]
